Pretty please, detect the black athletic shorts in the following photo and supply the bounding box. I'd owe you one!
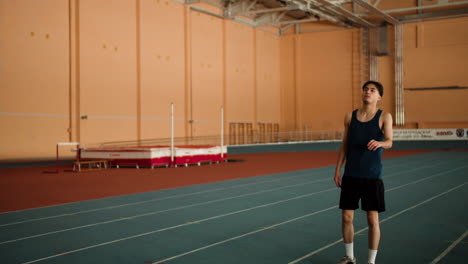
[339,177,385,212]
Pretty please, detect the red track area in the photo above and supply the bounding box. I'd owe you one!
[0,150,429,213]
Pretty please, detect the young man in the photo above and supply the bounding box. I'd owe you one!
[334,81,393,264]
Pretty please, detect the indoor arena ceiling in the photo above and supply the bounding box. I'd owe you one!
[186,0,468,32]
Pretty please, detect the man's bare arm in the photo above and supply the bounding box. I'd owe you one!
[334,112,352,188]
[367,112,393,151]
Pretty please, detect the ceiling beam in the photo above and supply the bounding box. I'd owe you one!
[352,0,400,24]
[314,0,376,27]
[385,0,468,14]
[397,8,468,23]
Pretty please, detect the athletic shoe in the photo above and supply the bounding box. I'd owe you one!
[337,256,356,264]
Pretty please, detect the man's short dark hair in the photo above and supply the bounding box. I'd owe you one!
[362,80,384,97]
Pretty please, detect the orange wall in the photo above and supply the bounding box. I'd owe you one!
[1,0,468,160]
[0,0,70,159]
[78,0,138,146]
[140,0,186,139]
[403,18,468,127]
[279,35,296,131]
[256,30,281,123]
[190,11,224,137]
[0,0,282,159]
[295,30,355,131]
[225,21,255,123]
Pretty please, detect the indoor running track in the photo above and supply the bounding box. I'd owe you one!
[0,151,467,264]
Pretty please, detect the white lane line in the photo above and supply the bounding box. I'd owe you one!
[20,187,337,264]
[1,161,446,244]
[0,177,331,245]
[430,230,468,264]
[150,206,339,264]
[0,156,443,226]
[150,170,468,264]
[0,169,325,226]
[385,164,468,192]
[288,182,468,264]
[20,164,466,264]
[0,161,454,245]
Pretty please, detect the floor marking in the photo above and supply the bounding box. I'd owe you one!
[150,206,340,264]
[20,188,337,264]
[1,177,332,245]
[1,158,448,246]
[261,226,277,230]
[288,182,468,264]
[0,168,328,226]
[385,164,468,192]
[0,154,445,227]
[431,230,468,264]
[444,240,468,244]
[13,160,467,263]
[146,175,467,263]
[1,153,437,220]
[5,161,463,247]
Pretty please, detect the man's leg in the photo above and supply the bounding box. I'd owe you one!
[366,210,380,263]
[342,209,355,243]
[337,209,356,263]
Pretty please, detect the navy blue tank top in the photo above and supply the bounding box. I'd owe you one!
[344,109,384,179]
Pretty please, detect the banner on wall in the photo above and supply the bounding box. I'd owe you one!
[394,128,468,140]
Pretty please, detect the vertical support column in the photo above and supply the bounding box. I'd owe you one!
[135,0,142,144]
[69,0,81,143]
[394,24,405,126]
[253,29,258,128]
[222,20,227,150]
[184,6,193,139]
[294,34,300,132]
[369,27,378,81]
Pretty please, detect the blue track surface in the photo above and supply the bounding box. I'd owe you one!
[0,151,467,264]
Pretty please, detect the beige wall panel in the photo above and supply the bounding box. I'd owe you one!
[225,20,255,123]
[421,18,468,48]
[0,0,69,159]
[190,11,223,136]
[256,30,280,123]
[403,18,468,124]
[405,45,468,87]
[404,19,468,88]
[403,24,418,49]
[79,0,137,144]
[405,89,468,121]
[140,0,185,139]
[0,116,69,160]
[296,31,353,130]
[279,35,296,131]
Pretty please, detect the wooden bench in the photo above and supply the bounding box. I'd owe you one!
[73,160,108,172]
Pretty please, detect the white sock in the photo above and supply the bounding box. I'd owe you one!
[368,249,378,263]
[344,242,354,259]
